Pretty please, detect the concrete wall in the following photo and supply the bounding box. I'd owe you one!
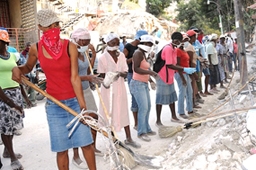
[8,0,22,27]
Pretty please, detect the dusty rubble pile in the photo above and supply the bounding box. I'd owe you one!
[93,11,177,39]
[160,79,256,170]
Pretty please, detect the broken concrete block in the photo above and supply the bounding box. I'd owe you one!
[193,154,208,170]
[219,150,232,160]
[207,153,219,162]
[207,162,218,170]
[239,95,247,103]
[218,118,226,126]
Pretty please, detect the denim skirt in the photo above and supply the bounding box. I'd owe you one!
[156,78,177,105]
[45,97,93,152]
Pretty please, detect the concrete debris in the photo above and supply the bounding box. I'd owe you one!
[93,11,178,39]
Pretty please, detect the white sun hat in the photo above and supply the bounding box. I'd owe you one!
[140,35,155,44]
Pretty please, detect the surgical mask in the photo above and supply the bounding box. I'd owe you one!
[77,45,88,53]
[107,46,119,51]
[184,42,190,48]
[176,44,183,48]
[138,44,152,53]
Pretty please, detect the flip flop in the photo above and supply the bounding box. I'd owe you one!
[171,119,183,123]
[3,153,22,159]
[11,160,24,170]
[95,151,104,157]
[124,140,141,148]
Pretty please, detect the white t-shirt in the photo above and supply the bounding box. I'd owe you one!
[206,42,218,65]
[226,37,234,53]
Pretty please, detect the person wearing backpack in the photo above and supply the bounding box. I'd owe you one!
[154,32,196,126]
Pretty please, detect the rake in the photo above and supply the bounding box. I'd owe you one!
[21,77,163,169]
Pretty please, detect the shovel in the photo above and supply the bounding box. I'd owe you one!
[21,77,164,169]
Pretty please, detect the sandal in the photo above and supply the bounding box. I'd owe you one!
[72,158,87,169]
[171,118,183,123]
[11,160,24,170]
[95,150,104,157]
[124,140,141,148]
[3,153,22,159]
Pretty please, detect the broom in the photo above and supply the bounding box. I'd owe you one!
[21,77,165,169]
[83,52,163,168]
[190,74,256,123]
[83,52,137,169]
[158,106,256,138]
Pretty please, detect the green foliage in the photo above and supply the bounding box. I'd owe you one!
[121,0,141,10]
[146,0,172,17]
[175,0,256,42]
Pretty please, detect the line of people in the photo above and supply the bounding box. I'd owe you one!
[0,8,239,170]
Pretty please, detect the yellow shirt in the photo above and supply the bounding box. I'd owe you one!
[0,53,19,89]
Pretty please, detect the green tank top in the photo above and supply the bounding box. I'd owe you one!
[0,53,19,89]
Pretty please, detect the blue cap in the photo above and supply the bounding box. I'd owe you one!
[0,27,7,31]
[7,46,18,53]
[135,30,148,40]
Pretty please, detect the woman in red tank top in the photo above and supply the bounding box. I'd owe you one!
[12,9,96,170]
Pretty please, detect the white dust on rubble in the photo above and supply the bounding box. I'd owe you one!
[93,11,177,39]
[160,81,256,169]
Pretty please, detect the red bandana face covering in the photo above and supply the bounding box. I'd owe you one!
[41,28,63,60]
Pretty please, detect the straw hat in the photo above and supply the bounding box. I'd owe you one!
[37,9,62,27]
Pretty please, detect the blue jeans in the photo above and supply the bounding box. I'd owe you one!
[130,79,152,136]
[127,73,138,112]
[174,73,193,114]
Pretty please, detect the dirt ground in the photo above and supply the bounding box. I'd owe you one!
[0,53,255,170]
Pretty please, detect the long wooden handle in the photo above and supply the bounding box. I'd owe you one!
[205,75,255,117]
[191,106,256,126]
[84,52,111,121]
[21,77,114,140]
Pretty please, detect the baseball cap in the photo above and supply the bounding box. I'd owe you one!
[219,34,225,39]
[210,33,218,40]
[186,30,197,37]
[182,33,190,40]
[190,26,199,33]
[37,9,62,27]
[135,30,148,40]
[140,35,155,44]
[0,30,10,43]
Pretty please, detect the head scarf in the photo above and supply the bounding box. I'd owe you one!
[71,28,91,43]
[104,32,119,43]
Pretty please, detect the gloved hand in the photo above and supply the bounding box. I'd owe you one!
[150,81,156,90]
[89,75,103,85]
[183,68,196,74]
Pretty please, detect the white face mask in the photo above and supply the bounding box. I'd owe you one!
[138,44,152,53]
[184,42,190,48]
[107,46,119,51]
[77,45,88,53]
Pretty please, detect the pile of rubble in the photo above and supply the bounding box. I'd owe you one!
[92,11,178,39]
[160,70,256,170]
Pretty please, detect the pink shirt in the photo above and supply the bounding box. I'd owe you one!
[158,44,176,84]
[233,43,238,54]
[133,58,150,83]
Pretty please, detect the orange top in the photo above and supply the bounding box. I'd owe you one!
[133,58,150,83]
